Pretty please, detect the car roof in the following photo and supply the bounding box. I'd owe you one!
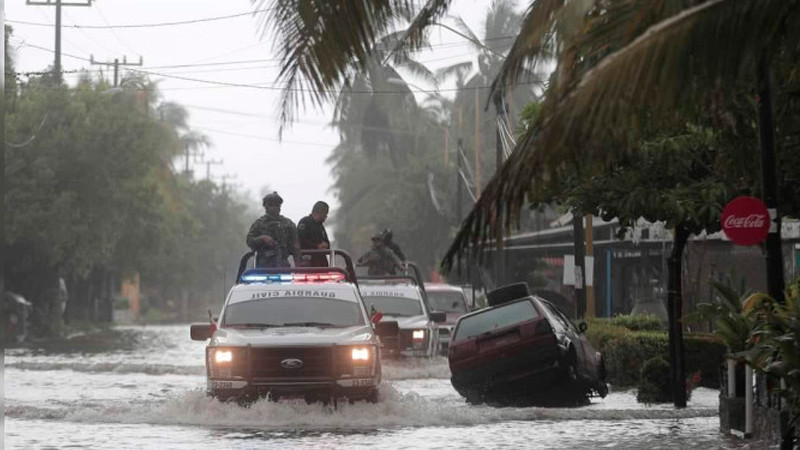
[423,283,466,293]
[459,295,541,319]
[227,282,361,305]
[359,283,424,299]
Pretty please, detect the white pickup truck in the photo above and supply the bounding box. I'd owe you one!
[190,251,398,404]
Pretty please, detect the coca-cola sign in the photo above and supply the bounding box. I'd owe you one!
[721,196,771,246]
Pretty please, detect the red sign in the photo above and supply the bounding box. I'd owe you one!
[721,196,771,246]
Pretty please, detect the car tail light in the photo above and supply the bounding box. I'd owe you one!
[534,319,553,336]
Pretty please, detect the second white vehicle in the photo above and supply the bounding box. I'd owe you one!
[360,277,445,358]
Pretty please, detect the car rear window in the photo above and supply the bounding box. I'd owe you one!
[452,299,538,344]
[427,291,468,313]
[362,295,423,317]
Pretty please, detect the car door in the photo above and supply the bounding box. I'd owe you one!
[540,300,591,379]
[550,305,598,378]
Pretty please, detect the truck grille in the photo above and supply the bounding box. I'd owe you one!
[249,346,334,379]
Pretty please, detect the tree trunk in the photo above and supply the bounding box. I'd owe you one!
[667,225,690,408]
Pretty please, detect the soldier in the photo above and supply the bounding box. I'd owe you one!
[246,192,301,267]
[297,201,331,267]
[356,233,404,276]
[381,228,406,262]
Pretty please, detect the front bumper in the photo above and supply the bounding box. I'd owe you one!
[208,376,379,402]
[205,345,380,401]
[380,330,433,358]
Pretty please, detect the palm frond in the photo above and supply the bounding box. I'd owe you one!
[442,0,800,271]
[435,61,474,83]
[254,0,417,132]
[489,0,566,99]
[396,0,454,51]
[451,15,484,52]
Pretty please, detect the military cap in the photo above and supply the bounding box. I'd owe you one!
[262,191,283,207]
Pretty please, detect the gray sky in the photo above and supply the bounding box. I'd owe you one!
[5,0,494,224]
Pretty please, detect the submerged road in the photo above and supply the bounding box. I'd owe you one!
[4,325,768,449]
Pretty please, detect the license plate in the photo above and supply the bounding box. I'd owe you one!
[352,378,374,387]
[212,380,234,389]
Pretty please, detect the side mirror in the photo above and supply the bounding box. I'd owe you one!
[190,323,214,341]
[578,321,588,334]
[374,320,399,337]
[429,311,447,323]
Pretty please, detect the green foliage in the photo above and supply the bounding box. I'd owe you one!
[683,276,759,354]
[636,356,672,404]
[746,277,800,425]
[602,314,666,332]
[4,69,251,329]
[585,321,725,389]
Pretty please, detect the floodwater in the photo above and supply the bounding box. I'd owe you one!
[4,325,772,449]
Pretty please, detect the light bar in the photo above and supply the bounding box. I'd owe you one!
[241,272,346,283]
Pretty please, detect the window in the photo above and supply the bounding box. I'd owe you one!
[452,300,538,344]
[427,291,468,313]
[540,300,574,333]
[223,297,363,327]
[363,296,423,317]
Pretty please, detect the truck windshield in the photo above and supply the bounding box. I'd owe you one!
[451,299,538,344]
[427,291,468,313]
[363,296,423,317]
[223,297,364,328]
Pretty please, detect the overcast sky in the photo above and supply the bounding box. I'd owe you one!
[5,0,495,224]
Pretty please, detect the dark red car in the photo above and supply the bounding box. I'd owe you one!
[448,283,608,405]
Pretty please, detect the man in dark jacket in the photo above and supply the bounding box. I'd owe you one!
[381,228,406,262]
[357,233,404,275]
[297,201,330,267]
[246,192,301,267]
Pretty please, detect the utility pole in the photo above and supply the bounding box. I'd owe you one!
[474,88,482,199]
[573,211,587,318]
[456,138,464,223]
[585,214,595,317]
[26,0,93,83]
[493,95,506,287]
[218,174,238,194]
[203,159,223,180]
[90,55,143,87]
[757,52,792,450]
[757,55,785,304]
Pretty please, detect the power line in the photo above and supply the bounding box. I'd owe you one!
[194,126,335,148]
[127,66,537,95]
[7,7,276,29]
[94,3,142,57]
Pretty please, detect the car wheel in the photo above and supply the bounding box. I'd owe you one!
[562,350,578,383]
[596,382,609,398]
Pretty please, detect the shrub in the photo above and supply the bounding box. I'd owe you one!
[585,322,724,389]
[606,314,666,331]
[637,356,672,403]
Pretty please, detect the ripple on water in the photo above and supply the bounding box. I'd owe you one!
[5,383,718,430]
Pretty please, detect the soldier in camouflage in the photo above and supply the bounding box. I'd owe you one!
[246,192,301,267]
[356,233,404,275]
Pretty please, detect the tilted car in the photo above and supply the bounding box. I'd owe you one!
[448,283,608,405]
[423,283,470,355]
[360,266,445,358]
[190,250,397,404]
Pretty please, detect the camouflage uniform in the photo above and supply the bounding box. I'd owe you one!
[246,212,301,267]
[356,246,403,276]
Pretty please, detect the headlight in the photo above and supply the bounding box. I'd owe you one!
[352,347,370,361]
[412,330,425,340]
[214,349,233,363]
